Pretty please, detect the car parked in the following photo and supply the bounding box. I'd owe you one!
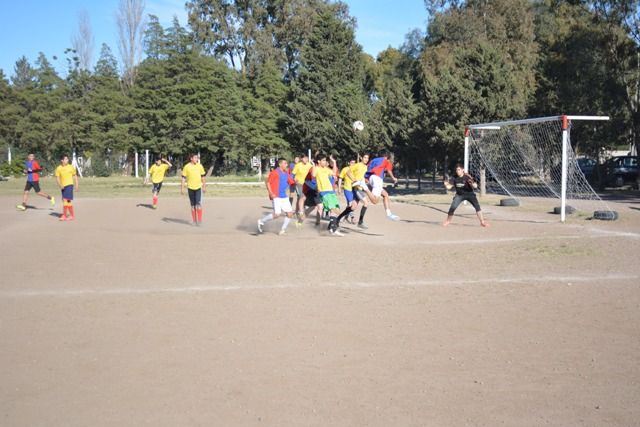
[576,158,597,181]
[604,155,638,187]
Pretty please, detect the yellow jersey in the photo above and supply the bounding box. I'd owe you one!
[339,166,354,191]
[292,161,312,185]
[315,166,335,194]
[55,164,76,187]
[182,162,205,190]
[350,162,368,182]
[148,163,169,184]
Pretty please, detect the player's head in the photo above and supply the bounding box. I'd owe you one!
[454,163,465,176]
[60,155,69,165]
[155,156,162,164]
[378,150,389,158]
[316,153,327,163]
[278,158,288,170]
[293,155,300,164]
[360,153,370,164]
[301,153,309,163]
[189,153,199,163]
[27,152,35,161]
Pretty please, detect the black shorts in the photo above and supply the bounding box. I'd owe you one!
[188,188,202,207]
[304,190,321,207]
[24,181,41,193]
[152,182,163,194]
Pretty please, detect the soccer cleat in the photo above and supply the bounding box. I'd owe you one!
[295,219,303,229]
[50,196,55,206]
[68,216,75,221]
[357,222,368,229]
[278,230,286,236]
[152,205,157,209]
[481,221,490,227]
[59,215,67,221]
[16,204,26,211]
[330,229,344,237]
[257,219,264,234]
[386,214,400,221]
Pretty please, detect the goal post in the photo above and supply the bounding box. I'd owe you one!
[464,115,614,221]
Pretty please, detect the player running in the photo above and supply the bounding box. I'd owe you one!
[337,154,370,229]
[312,153,343,236]
[291,153,313,219]
[144,156,172,209]
[337,158,357,224]
[354,151,400,221]
[257,158,295,236]
[443,164,490,227]
[16,152,55,211]
[181,153,206,226]
[55,155,79,221]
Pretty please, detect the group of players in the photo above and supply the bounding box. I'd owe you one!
[258,151,401,236]
[16,151,489,231]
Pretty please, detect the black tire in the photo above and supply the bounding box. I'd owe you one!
[500,198,519,207]
[614,176,625,187]
[593,210,619,221]
[553,206,575,214]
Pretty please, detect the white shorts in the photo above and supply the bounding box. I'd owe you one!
[369,174,384,197]
[272,197,293,214]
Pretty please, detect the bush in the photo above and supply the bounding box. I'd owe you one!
[86,156,114,177]
[0,161,26,178]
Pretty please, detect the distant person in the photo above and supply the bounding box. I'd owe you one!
[258,158,295,235]
[442,164,489,227]
[55,155,79,221]
[181,153,206,226]
[144,156,172,209]
[16,152,55,211]
[337,155,370,229]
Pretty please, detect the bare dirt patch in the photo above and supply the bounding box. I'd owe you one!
[1,194,638,426]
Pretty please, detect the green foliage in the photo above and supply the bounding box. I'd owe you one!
[0,161,24,177]
[86,155,114,177]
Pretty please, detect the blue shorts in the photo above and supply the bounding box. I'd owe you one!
[188,188,202,207]
[344,189,354,204]
[61,185,74,201]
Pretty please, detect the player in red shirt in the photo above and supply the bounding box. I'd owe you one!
[16,152,55,211]
[257,158,295,235]
[353,151,400,221]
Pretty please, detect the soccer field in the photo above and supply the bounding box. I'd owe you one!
[1,195,639,425]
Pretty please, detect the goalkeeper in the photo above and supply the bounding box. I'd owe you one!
[442,164,490,227]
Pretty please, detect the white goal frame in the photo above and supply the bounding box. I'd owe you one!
[465,115,609,222]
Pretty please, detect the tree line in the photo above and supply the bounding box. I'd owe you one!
[0,0,638,183]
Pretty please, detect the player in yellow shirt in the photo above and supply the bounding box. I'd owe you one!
[55,155,79,221]
[338,153,370,228]
[144,156,172,209]
[181,153,206,226]
[337,158,357,224]
[291,153,313,219]
[312,153,343,236]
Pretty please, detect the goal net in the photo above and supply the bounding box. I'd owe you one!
[465,115,615,221]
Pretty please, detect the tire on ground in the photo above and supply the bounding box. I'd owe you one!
[593,210,618,221]
[500,198,519,207]
[553,206,575,214]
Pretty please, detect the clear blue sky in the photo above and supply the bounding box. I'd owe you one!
[0,0,428,78]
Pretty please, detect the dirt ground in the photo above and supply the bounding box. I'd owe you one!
[0,193,639,426]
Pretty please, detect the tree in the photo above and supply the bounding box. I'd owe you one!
[10,56,35,88]
[115,0,147,91]
[72,10,95,71]
[285,9,369,159]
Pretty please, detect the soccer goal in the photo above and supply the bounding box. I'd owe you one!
[465,115,616,221]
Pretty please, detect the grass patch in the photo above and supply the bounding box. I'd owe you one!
[0,176,266,198]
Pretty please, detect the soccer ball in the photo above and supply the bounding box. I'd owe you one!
[352,120,364,132]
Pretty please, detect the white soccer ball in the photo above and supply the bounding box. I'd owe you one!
[352,120,364,132]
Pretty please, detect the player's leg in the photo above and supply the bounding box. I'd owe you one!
[443,194,463,227]
[380,188,399,221]
[195,188,203,225]
[188,189,198,223]
[469,195,489,227]
[279,198,293,235]
[357,194,369,229]
[258,199,279,233]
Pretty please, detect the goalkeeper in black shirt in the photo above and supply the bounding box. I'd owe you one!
[442,164,490,227]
